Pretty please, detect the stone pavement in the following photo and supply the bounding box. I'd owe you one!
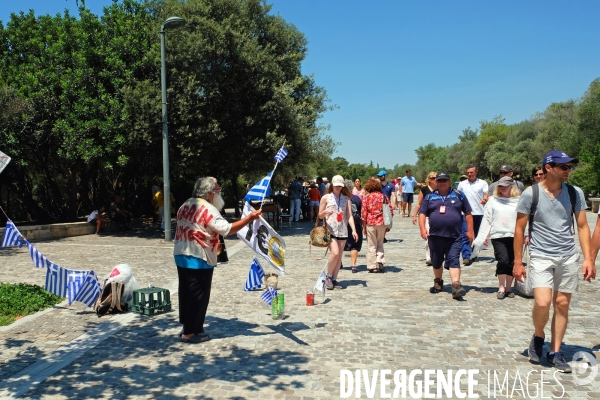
[1,212,600,399]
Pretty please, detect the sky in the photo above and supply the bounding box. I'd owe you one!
[2,0,600,168]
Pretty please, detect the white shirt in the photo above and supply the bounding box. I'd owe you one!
[457,178,488,215]
[87,210,99,222]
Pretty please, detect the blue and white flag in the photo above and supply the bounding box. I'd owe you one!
[1,220,24,248]
[74,271,101,307]
[244,258,265,291]
[25,241,51,268]
[0,150,10,175]
[260,287,278,306]
[274,147,288,163]
[45,263,68,298]
[67,269,90,305]
[244,172,272,202]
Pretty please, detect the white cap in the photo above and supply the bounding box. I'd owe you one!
[332,175,344,187]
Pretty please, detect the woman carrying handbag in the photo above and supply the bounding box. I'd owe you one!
[318,175,359,290]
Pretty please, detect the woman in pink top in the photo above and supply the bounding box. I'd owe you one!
[352,178,363,197]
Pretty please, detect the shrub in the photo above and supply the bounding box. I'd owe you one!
[0,283,63,326]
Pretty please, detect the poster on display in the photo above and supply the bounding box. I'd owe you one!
[237,202,285,275]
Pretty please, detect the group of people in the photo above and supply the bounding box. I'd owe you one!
[173,150,599,374]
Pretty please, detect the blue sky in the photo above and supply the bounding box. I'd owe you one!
[2,1,599,167]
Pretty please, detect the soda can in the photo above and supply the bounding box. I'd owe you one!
[306,291,314,306]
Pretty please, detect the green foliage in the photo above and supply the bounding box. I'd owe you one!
[0,283,63,326]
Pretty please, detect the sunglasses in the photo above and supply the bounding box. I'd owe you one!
[534,173,544,177]
[428,176,436,179]
[499,171,509,175]
[553,165,574,171]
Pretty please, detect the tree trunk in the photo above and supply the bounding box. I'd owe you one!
[230,173,240,218]
[68,165,79,221]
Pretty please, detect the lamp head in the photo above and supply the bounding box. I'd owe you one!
[162,17,186,31]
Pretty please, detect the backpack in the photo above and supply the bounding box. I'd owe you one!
[94,280,128,317]
[528,183,577,238]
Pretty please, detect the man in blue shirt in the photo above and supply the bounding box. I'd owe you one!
[419,172,474,299]
[400,169,423,218]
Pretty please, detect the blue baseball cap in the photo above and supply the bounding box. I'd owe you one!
[377,170,387,177]
[542,150,579,167]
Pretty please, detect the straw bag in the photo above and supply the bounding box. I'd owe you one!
[309,218,331,260]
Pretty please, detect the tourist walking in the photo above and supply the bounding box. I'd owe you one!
[457,165,488,265]
[479,176,521,299]
[361,179,393,273]
[352,178,364,197]
[174,177,262,343]
[419,172,473,299]
[412,172,437,265]
[531,166,544,184]
[318,175,359,289]
[288,176,304,222]
[488,164,525,195]
[513,151,595,372]
[307,182,321,222]
[400,169,422,218]
[344,179,363,273]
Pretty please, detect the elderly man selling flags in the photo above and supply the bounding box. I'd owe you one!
[174,177,262,343]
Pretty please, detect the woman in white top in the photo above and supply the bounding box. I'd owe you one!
[481,176,521,299]
[318,175,359,290]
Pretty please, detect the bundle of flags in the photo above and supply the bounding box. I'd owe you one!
[1,219,102,307]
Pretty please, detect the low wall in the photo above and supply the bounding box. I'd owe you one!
[0,221,95,241]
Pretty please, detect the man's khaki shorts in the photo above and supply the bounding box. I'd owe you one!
[530,252,580,293]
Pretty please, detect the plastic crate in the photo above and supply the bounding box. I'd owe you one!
[132,287,172,315]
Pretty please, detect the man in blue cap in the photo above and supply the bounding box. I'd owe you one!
[378,170,396,243]
[513,150,595,373]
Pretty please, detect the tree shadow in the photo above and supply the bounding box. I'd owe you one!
[2,313,312,398]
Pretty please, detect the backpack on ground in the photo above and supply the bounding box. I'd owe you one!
[94,280,128,317]
[528,183,577,238]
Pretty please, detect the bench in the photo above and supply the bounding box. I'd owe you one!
[590,198,600,213]
[251,202,279,226]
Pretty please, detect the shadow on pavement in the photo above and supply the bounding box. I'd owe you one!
[2,312,312,398]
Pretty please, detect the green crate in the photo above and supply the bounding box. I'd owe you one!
[132,287,172,315]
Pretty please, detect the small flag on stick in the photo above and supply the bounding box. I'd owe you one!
[244,172,273,202]
[260,287,278,306]
[244,258,265,291]
[274,147,288,163]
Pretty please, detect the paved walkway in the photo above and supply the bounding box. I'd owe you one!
[1,212,599,399]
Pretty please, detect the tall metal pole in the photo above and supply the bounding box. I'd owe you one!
[160,26,172,241]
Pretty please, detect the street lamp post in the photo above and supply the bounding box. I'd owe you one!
[161,16,186,241]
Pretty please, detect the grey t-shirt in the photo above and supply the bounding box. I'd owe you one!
[488,179,525,195]
[516,184,587,257]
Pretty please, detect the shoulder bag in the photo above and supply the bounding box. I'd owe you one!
[309,217,331,260]
[382,195,393,229]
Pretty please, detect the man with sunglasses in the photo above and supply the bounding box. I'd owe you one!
[513,150,595,373]
[488,164,525,195]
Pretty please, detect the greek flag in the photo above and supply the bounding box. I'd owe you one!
[45,263,68,298]
[0,150,10,174]
[314,269,327,298]
[274,147,288,163]
[25,241,51,268]
[244,258,265,291]
[74,271,101,307]
[1,220,24,248]
[244,172,272,202]
[67,269,90,305]
[260,287,277,306]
